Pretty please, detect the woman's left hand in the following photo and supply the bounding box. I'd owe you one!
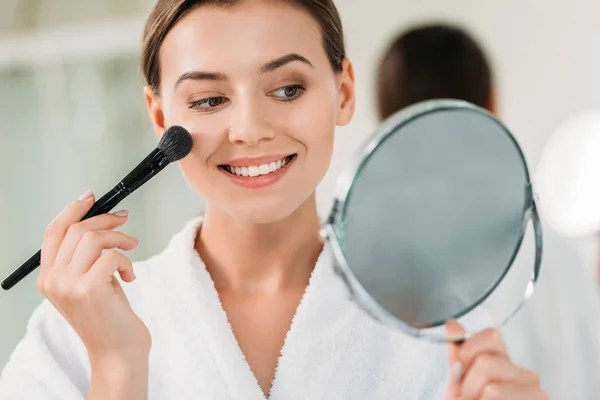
[445,321,548,400]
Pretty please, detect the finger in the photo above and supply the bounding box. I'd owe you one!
[86,250,135,285]
[71,251,134,302]
[477,382,547,400]
[458,328,507,371]
[53,210,130,268]
[446,320,466,399]
[39,190,95,284]
[110,275,134,309]
[65,231,139,277]
[460,354,538,399]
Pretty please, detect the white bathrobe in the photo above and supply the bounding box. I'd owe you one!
[499,226,600,400]
[0,217,450,399]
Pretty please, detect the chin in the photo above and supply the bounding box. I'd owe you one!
[224,193,312,225]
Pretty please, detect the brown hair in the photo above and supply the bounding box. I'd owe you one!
[141,0,345,94]
[376,23,493,120]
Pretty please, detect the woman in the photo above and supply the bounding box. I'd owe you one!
[0,1,547,399]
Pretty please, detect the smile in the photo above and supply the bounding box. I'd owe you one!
[219,155,295,177]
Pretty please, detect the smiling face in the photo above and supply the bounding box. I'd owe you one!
[144,0,355,224]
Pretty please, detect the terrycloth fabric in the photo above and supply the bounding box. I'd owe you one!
[0,217,450,399]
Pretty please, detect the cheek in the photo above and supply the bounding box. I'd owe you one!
[175,129,223,197]
[160,96,230,200]
[290,91,337,164]
[177,146,211,192]
[163,103,227,175]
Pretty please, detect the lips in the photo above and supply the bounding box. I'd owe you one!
[219,154,295,177]
[218,154,297,189]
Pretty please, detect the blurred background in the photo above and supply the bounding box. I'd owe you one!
[1,0,600,396]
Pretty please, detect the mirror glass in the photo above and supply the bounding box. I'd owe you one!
[328,100,541,341]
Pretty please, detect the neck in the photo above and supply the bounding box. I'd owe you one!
[196,193,323,294]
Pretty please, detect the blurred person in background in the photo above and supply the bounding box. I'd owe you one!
[376,22,600,400]
[376,24,494,119]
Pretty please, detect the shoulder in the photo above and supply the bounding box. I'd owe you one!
[15,300,87,361]
[0,300,89,398]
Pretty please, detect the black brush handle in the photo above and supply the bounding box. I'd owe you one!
[1,186,126,291]
[1,251,42,291]
[1,148,170,291]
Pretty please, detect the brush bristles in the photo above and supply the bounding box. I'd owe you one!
[158,126,193,162]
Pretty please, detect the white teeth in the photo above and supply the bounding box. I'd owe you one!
[248,166,259,177]
[226,156,292,177]
[258,164,270,175]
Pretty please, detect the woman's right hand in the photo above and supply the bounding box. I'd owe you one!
[37,190,151,371]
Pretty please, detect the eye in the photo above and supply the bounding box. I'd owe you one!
[189,96,228,110]
[269,84,306,101]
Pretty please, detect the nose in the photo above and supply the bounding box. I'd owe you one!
[228,97,275,146]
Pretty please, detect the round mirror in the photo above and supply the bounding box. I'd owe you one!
[324,99,542,342]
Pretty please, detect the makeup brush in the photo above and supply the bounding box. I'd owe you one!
[1,126,193,291]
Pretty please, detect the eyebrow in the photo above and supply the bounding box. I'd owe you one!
[174,71,227,89]
[259,53,314,73]
[174,53,314,89]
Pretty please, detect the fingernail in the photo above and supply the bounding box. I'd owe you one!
[130,236,139,243]
[113,209,129,217]
[452,361,463,382]
[79,189,94,200]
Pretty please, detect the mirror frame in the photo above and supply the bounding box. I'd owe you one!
[320,99,544,342]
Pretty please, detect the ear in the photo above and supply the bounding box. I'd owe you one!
[144,85,166,140]
[336,58,356,127]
